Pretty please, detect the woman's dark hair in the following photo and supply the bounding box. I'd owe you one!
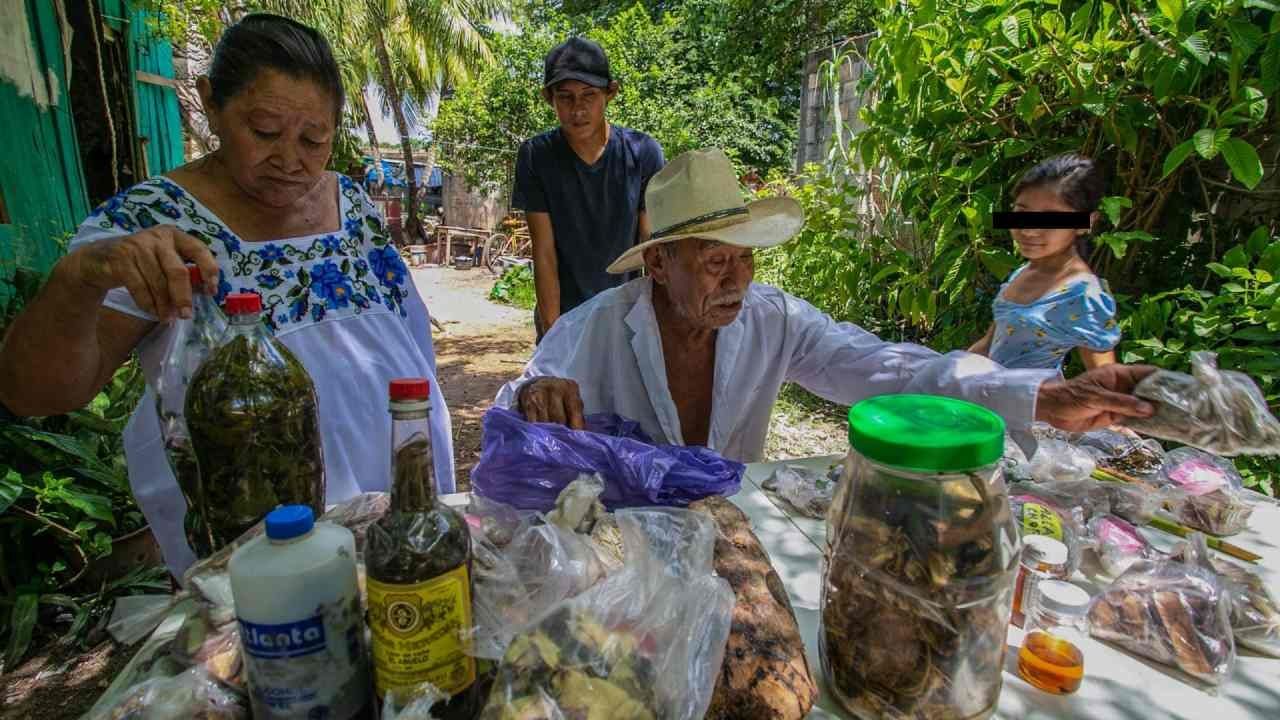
[207,14,345,123]
[1013,153,1105,261]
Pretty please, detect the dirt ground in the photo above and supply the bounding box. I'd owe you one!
[415,266,537,490]
[0,266,846,718]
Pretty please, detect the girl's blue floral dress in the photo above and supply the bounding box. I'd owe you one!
[71,173,454,575]
[988,264,1120,371]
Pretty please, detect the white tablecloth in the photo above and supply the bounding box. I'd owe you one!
[738,456,1280,720]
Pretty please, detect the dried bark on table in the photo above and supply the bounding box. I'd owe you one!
[689,496,817,720]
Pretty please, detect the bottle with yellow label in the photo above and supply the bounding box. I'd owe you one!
[366,378,478,717]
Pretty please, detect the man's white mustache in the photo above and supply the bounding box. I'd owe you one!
[711,292,746,307]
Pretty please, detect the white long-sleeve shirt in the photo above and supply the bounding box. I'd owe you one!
[496,278,1056,462]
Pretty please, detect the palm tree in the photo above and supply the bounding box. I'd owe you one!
[257,0,507,240]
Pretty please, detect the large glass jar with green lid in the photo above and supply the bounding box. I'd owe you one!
[821,394,1021,720]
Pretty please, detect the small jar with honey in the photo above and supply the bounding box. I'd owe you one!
[1017,579,1091,695]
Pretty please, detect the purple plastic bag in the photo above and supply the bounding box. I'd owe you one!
[471,407,744,512]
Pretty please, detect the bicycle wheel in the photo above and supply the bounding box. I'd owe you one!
[482,233,512,273]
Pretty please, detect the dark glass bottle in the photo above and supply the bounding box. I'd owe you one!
[366,378,478,717]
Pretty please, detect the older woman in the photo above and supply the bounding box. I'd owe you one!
[0,14,453,574]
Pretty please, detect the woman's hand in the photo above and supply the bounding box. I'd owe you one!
[68,226,221,321]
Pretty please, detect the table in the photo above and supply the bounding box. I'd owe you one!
[738,455,1280,720]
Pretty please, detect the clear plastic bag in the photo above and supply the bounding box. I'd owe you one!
[478,508,734,720]
[1170,533,1280,658]
[1156,448,1253,536]
[153,267,227,557]
[1013,476,1164,526]
[1126,351,1280,456]
[1077,427,1166,479]
[382,683,447,720]
[1087,515,1153,577]
[761,465,836,518]
[1087,548,1235,685]
[1027,438,1097,483]
[1010,492,1086,574]
[85,666,246,720]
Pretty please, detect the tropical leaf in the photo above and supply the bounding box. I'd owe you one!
[1162,139,1196,177]
[1180,33,1211,66]
[1222,138,1264,189]
[1192,128,1229,159]
[0,469,22,514]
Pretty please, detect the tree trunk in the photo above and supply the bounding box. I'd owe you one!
[374,34,421,244]
[172,21,216,158]
[359,92,385,191]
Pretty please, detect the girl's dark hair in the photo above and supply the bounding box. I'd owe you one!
[207,14,345,123]
[1013,153,1105,261]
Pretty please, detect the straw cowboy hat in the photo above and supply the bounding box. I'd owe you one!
[606,148,804,274]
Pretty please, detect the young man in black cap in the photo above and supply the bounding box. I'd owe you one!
[513,36,664,340]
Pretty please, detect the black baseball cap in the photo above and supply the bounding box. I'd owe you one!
[543,37,612,89]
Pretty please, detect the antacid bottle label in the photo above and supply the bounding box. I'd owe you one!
[238,593,368,719]
[367,564,476,697]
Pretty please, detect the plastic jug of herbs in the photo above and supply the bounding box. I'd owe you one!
[821,395,1021,720]
[230,505,370,719]
[185,292,324,556]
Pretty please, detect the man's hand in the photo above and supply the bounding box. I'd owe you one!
[517,377,586,429]
[1035,364,1158,432]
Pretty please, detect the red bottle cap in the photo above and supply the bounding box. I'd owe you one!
[187,265,203,287]
[224,292,262,315]
[389,378,431,401]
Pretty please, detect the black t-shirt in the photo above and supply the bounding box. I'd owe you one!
[512,125,664,313]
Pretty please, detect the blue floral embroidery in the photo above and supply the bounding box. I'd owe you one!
[257,273,284,290]
[312,260,353,309]
[84,175,410,326]
[258,244,287,264]
[369,246,406,287]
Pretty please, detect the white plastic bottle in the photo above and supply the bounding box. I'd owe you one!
[230,505,370,719]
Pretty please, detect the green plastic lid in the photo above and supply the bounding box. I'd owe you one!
[847,394,1006,473]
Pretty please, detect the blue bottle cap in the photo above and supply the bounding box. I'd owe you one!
[265,505,315,540]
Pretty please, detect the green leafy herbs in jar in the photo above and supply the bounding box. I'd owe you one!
[821,395,1020,720]
[184,292,325,556]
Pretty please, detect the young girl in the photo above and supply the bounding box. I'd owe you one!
[969,154,1119,371]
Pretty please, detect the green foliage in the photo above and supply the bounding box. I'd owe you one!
[1118,227,1280,493]
[489,264,537,309]
[0,267,150,670]
[433,2,796,189]
[762,0,1279,492]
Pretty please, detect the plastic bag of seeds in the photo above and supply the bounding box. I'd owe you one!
[86,666,246,720]
[1076,427,1166,479]
[1126,351,1280,456]
[1156,448,1253,536]
[1087,549,1235,685]
[762,465,836,518]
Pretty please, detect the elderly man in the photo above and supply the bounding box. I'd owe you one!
[495,149,1153,459]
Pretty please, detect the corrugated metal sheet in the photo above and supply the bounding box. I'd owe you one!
[130,8,183,176]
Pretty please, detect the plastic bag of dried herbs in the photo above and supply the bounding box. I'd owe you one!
[1125,351,1280,456]
[1170,533,1280,658]
[1075,427,1166,479]
[153,266,228,555]
[1087,547,1235,685]
[1156,448,1254,536]
[184,293,324,557]
[479,508,734,720]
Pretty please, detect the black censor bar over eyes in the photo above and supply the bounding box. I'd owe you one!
[992,211,1091,229]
